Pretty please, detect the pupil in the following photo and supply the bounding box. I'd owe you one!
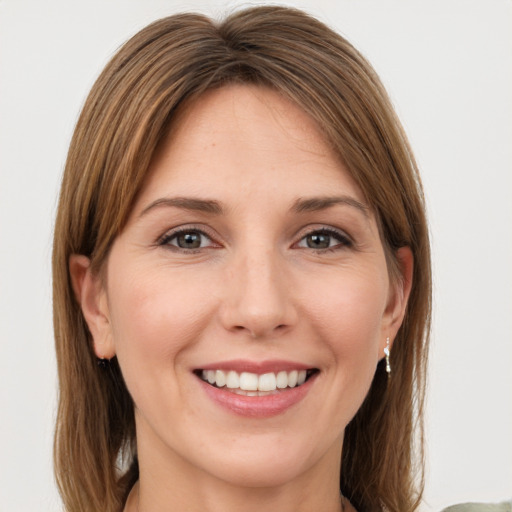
[307,233,330,249]
[178,232,201,249]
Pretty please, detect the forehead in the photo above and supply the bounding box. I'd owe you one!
[134,84,365,212]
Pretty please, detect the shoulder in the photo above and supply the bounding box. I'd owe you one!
[441,501,512,512]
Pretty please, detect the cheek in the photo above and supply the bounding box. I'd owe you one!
[308,266,388,350]
[302,264,389,410]
[106,266,215,391]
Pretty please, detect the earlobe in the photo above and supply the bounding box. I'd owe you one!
[69,254,115,359]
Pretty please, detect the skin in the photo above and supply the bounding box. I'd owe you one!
[71,84,412,512]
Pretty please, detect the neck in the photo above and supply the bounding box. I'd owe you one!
[125,431,346,512]
[125,482,349,512]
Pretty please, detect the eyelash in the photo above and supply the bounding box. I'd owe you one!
[295,227,353,252]
[157,226,219,252]
[157,226,353,252]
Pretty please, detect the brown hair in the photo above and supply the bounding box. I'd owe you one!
[53,6,431,512]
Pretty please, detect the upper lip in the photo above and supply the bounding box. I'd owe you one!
[197,359,315,374]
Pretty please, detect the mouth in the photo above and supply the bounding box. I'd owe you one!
[194,368,319,396]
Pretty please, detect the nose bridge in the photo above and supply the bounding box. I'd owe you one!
[222,241,296,338]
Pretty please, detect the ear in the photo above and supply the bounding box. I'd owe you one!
[69,254,115,359]
[381,246,414,351]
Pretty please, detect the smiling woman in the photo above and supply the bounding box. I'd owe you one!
[53,6,431,512]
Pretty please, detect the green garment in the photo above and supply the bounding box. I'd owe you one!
[442,501,512,512]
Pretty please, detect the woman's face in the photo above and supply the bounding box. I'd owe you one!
[81,85,410,489]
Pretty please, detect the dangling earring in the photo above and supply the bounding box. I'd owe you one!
[384,337,391,375]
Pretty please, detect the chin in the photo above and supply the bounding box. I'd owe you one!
[188,428,340,489]
[203,452,313,489]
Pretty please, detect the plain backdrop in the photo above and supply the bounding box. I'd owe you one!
[0,1,511,511]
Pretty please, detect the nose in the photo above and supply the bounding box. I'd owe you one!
[219,247,298,339]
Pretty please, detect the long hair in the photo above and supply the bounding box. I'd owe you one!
[53,6,431,511]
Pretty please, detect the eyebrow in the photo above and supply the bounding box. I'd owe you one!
[139,197,224,217]
[138,194,369,219]
[292,196,370,217]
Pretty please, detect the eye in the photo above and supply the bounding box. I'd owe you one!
[296,228,352,250]
[159,229,216,251]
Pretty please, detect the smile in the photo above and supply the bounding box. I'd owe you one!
[198,369,317,395]
[194,360,319,417]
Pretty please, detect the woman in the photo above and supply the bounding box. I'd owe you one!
[53,6,431,512]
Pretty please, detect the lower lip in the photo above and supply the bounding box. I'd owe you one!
[197,374,317,418]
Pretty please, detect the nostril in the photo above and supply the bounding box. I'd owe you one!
[231,323,288,336]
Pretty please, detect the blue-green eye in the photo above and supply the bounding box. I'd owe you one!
[160,229,213,250]
[297,229,352,250]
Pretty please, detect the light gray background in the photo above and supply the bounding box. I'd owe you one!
[1,1,511,510]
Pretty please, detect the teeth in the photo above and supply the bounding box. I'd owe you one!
[276,371,288,389]
[258,372,277,392]
[239,372,259,391]
[215,370,226,387]
[288,370,298,387]
[225,370,239,389]
[200,369,312,391]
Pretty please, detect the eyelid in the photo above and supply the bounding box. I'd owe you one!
[156,224,220,249]
[155,223,353,251]
[294,225,354,249]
